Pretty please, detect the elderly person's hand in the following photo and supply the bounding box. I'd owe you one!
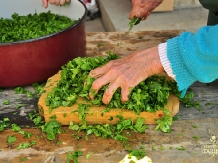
[42,0,71,8]
[129,0,163,20]
[88,46,164,104]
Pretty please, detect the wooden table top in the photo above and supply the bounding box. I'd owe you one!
[0,31,218,163]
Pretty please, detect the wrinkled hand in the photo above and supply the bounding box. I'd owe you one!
[42,0,71,8]
[129,0,163,20]
[89,46,164,104]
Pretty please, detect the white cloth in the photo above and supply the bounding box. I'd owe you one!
[158,43,176,80]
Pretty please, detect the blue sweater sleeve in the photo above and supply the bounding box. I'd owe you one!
[167,25,218,97]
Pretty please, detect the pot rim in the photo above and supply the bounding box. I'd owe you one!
[0,0,87,46]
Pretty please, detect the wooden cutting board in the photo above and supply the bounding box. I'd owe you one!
[38,71,180,125]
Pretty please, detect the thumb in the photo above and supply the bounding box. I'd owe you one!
[42,0,48,8]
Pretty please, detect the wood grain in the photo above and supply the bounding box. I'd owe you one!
[38,71,180,125]
[86,30,182,57]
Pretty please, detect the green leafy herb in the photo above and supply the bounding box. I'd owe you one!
[57,140,63,145]
[7,135,17,144]
[32,83,46,97]
[159,146,166,150]
[19,157,28,162]
[192,124,197,128]
[97,43,103,47]
[180,92,201,111]
[128,149,146,160]
[192,136,199,140]
[177,146,185,150]
[66,150,83,163]
[41,120,61,140]
[86,152,93,159]
[0,11,77,43]
[16,104,25,109]
[3,100,10,105]
[46,53,178,116]
[129,17,141,30]
[155,110,172,133]
[17,140,36,150]
[11,124,21,132]
[0,118,10,131]
[28,111,45,128]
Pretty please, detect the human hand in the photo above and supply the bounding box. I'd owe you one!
[88,46,164,104]
[129,0,163,20]
[42,0,71,8]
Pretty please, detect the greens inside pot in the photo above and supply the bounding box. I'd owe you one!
[0,11,78,43]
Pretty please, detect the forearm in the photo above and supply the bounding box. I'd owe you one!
[160,25,218,96]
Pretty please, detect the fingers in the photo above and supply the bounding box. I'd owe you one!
[43,0,70,7]
[54,0,60,6]
[60,0,66,6]
[98,79,131,104]
[48,0,55,4]
[121,86,130,103]
[42,0,48,8]
[102,82,119,104]
[89,73,112,100]
[89,61,112,78]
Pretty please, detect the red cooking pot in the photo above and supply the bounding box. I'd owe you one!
[0,0,87,87]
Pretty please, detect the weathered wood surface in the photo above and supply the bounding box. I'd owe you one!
[85,30,181,57]
[0,30,218,127]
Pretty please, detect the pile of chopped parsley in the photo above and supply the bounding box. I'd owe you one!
[0,11,77,43]
[46,53,180,114]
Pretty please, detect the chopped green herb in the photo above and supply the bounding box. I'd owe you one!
[57,140,63,145]
[128,149,146,160]
[17,140,36,150]
[41,120,61,141]
[192,136,200,140]
[0,118,10,131]
[159,146,165,150]
[7,135,17,144]
[129,17,141,30]
[16,104,25,109]
[3,100,10,105]
[97,43,103,47]
[173,115,179,121]
[177,146,185,150]
[19,157,28,162]
[28,111,45,128]
[155,110,172,133]
[86,152,93,159]
[0,11,77,43]
[66,150,83,163]
[46,53,179,116]
[192,124,197,128]
[11,124,21,132]
[63,113,67,118]
[180,92,201,111]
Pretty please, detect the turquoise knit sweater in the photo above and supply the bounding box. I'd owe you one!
[167,24,218,97]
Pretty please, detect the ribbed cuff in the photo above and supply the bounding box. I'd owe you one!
[158,43,176,80]
[167,37,196,97]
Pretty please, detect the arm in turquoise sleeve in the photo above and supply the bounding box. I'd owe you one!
[166,25,218,97]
